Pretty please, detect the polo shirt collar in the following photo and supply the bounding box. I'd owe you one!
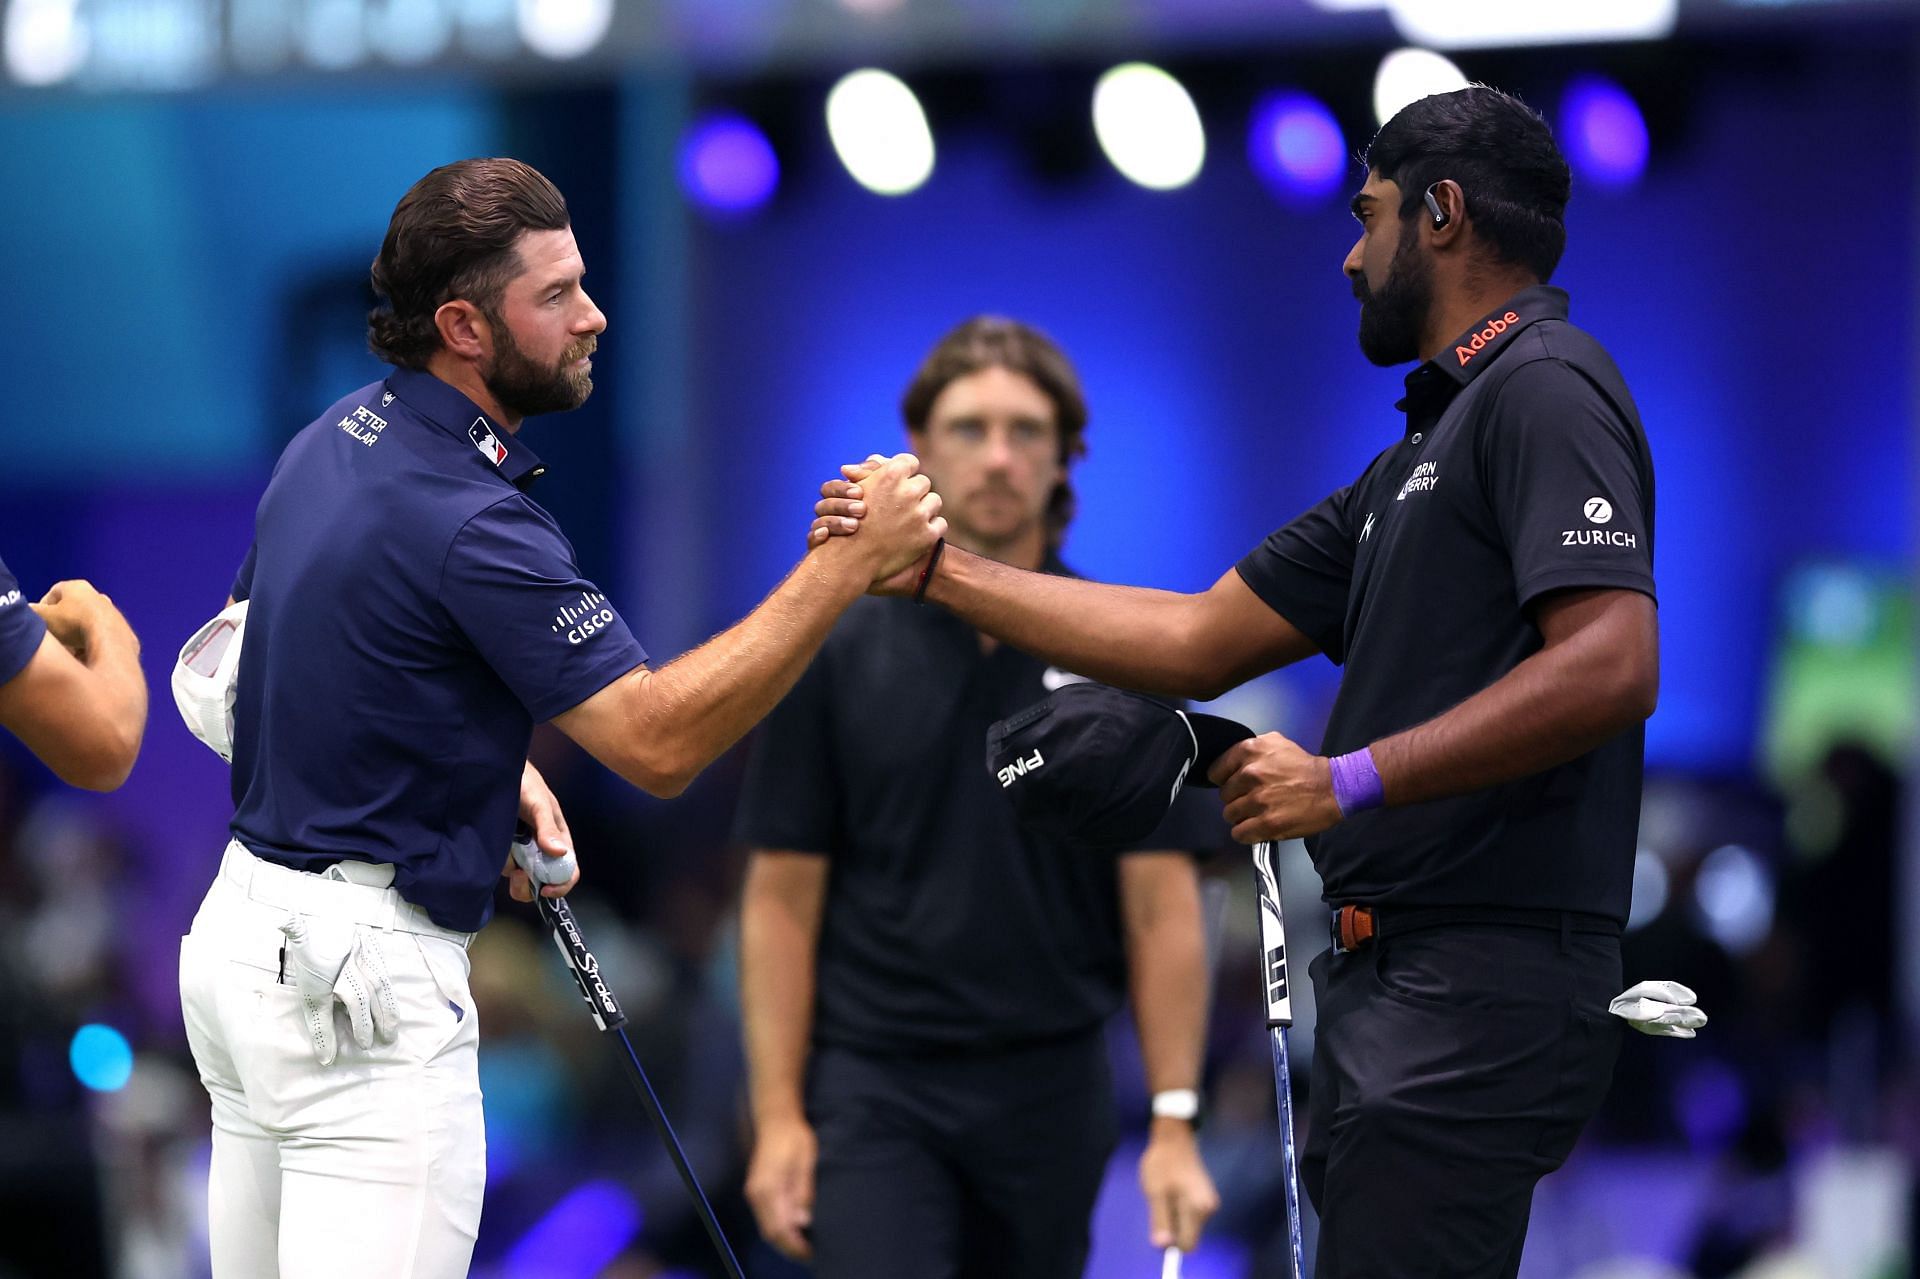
[384,367,549,490]
[1428,285,1568,388]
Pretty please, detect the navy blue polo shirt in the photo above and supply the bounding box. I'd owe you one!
[0,556,47,687]
[1237,287,1655,924]
[229,368,647,931]
[733,565,1226,1056]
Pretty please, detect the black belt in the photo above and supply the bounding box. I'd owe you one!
[1330,903,1621,954]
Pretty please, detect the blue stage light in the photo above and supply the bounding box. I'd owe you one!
[678,114,779,216]
[70,1024,133,1092]
[1248,91,1346,204]
[1561,75,1649,189]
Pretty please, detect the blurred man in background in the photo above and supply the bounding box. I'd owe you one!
[0,564,144,791]
[178,157,943,1279]
[738,316,1221,1278]
[819,88,1658,1277]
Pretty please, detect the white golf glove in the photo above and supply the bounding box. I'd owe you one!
[1609,980,1708,1039]
[279,914,400,1066]
[510,834,577,889]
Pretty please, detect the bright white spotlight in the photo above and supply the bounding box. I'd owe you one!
[825,69,935,196]
[516,0,613,60]
[1092,62,1206,192]
[1692,844,1775,957]
[1388,0,1676,50]
[1626,847,1669,932]
[4,0,88,85]
[1372,47,1469,128]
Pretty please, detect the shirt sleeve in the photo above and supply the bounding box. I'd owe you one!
[1233,484,1357,664]
[231,542,257,603]
[438,496,648,722]
[731,649,845,855]
[0,556,47,687]
[1478,358,1657,609]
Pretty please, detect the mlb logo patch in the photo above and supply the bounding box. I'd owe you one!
[469,418,508,466]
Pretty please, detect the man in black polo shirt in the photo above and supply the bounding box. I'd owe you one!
[736,317,1222,1278]
[178,158,943,1278]
[816,88,1657,1277]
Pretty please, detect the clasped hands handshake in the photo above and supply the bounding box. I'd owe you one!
[804,453,948,592]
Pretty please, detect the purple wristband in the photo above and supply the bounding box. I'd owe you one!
[1328,747,1384,817]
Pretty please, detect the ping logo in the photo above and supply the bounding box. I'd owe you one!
[1265,941,1289,1005]
[997,750,1044,788]
[1584,497,1614,525]
[469,418,508,466]
[1453,310,1522,367]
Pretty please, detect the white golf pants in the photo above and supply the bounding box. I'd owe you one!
[179,841,484,1279]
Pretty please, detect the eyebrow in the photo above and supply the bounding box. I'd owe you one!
[1349,192,1377,219]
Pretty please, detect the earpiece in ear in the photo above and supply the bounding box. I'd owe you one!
[1423,184,1449,229]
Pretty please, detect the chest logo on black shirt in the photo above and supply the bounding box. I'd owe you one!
[1360,512,1376,543]
[469,418,508,466]
[1396,461,1439,501]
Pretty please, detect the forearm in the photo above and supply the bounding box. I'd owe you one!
[78,609,147,758]
[1372,611,1656,807]
[924,548,1223,699]
[1123,858,1210,1099]
[740,870,823,1125]
[616,550,864,795]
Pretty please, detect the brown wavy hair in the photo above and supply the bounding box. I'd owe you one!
[367,158,571,369]
[899,316,1090,549]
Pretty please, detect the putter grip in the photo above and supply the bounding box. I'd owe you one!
[1253,841,1294,1029]
[536,895,629,1033]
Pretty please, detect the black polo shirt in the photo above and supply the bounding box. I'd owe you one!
[1236,287,1655,924]
[0,556,46,687]
[229,369,647,932]
[733,564,1225,1055]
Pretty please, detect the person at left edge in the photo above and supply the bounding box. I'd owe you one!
[178,158,944,1279]
[0,563,145,791]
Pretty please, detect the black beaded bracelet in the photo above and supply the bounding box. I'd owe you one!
[912,538,947,605]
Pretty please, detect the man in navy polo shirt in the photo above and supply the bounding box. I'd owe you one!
[178,158,943,1279]
[0,563,145,790]
[817,88,1657,1277]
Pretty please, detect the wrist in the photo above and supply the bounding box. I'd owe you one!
[1148,1114,1199,1142]
[751,1095,808,1130]
[802,539,871,604]
[1150,1087,1203,1131]
[1328,745,1384,817]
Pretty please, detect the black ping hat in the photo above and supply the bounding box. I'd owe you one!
[985,682,1254,847]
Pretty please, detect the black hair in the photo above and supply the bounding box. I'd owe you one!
[1365,86,1571,281]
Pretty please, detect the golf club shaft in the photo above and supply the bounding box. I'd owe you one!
[535,893,747,1279]
[1269,1026,1306,1279]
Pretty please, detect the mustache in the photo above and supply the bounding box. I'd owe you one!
[1351,275,1370,303]
[563,337,598,363]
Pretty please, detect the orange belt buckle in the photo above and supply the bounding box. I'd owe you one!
[1335,905,1376,953]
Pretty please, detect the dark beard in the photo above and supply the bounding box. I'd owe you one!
[1353,225,1433,367]
[484,316,595,419]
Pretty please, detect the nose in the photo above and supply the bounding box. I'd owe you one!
[579,290,607,335]
[983,426,1015,469]
[1342,236,1364,283]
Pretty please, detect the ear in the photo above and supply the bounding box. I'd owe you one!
[434,299,492,363]
[1424,179,1466,247]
